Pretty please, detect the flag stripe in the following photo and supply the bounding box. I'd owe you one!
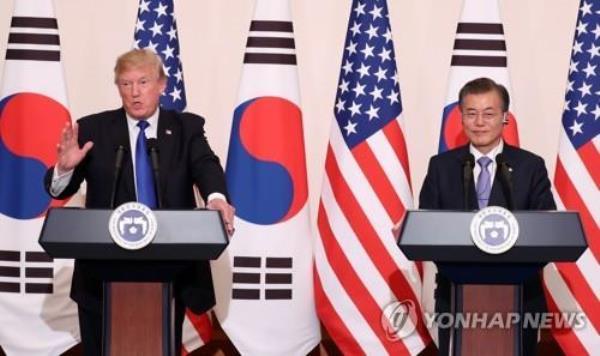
[243,53,296,65]
[265,289,292,299]
[321,173,417,316]
[577,140,600,188]
[544,283,590,355]
[233,256,261,267]
[265,257,293,268]
[0,250,19,261]
[5,49,60,61]
[25,267,53,278]
[0,266,19,277]
[232,272,261,283]
[25,283,52,293]
[558,134,600,224]
[382,119,411,188]
[25,251,52,262]
[555,159,600,261]
[325,146,430,343]
[8,33,59,45]
[453,39,506,51]
[246,37,295,49]
[317,203,410,354]
[0,282,19,293]
[456,23,504,34]
[184,311,212,344]
[314,226,387,354]
[249,20,293,32]
[330,125,418,275]
[367,132,413,211]
[314,270,365,355]
[450,55,507,67]
[352,142,404,222]
[555,262,600,331]
[11,17,57,29]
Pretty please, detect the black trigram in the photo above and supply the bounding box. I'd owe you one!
[0,250,54,294]
[6,16,61,62]
[243,21,296,65]
[232,256,293,300]
[451,22,507,68]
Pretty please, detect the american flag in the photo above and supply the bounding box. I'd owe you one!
[133,0,186,111]
[544,1,600,354]
[314,0,431,354]
[133,1,211,353]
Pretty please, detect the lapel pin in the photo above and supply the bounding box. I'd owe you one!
[165,129,172,135]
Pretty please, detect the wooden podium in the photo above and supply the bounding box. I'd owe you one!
[398,210,586,356]
[39,207,228,356]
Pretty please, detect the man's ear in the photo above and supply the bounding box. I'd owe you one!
[502,113,509,125]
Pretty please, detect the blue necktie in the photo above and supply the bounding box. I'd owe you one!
[135,120,157,208]
[476,156,493,209]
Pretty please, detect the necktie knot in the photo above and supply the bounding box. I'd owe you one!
[137,120,149,131]
[478,156,492,169]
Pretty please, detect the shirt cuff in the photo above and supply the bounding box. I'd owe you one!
[207,192,227,203]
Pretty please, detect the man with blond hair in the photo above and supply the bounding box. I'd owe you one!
[45,49,234,355]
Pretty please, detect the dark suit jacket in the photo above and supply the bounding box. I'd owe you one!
[419,143,556,306]
[418,143,556,353]
[44,108,227,314]
[419,143,555,212]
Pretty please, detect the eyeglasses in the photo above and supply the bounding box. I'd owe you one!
[462,111,503,121]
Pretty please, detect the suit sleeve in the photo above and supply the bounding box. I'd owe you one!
[187,117,228,201]
[527,156,556,210]
[419,157,440,209]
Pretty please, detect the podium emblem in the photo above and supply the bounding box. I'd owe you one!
[470,206,519,254]
[109,202,157,250]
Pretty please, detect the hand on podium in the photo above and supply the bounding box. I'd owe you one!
[207,198,235,236]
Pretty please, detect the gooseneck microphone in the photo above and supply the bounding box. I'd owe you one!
[496,153,515,211]
[462,153,475,211]
[110,145,126,209]
[146,138,163,209]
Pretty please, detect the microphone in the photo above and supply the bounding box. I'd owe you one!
[462,153,475,211]
[495,153,514,210]
[110,145,126,209]
[146,138,163,208]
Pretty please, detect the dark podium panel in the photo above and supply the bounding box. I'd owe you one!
[39,207,227,260]
[39,207,229,356]
[398,210,586,356]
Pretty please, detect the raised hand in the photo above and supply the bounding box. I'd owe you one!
[56,121,93,174]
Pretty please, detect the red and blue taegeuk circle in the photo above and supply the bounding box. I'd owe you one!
[0,93,70,219]
[225,96,308,225]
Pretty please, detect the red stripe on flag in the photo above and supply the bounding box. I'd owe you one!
[317,202,410,354]
[577,141,600,189]
[554,159,600,261]
[555,262,600,331]
[542,283,589,355]
[352,142,405,222]
[314,267,365,355]
[382,120,412,188]
[325,147,432,344]
[185,310,213,344]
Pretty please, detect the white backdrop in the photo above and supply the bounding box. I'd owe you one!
[0,0,578,218]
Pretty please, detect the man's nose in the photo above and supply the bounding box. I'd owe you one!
[131,82,141,96]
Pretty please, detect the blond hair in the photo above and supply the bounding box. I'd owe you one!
[113,48,166,83]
